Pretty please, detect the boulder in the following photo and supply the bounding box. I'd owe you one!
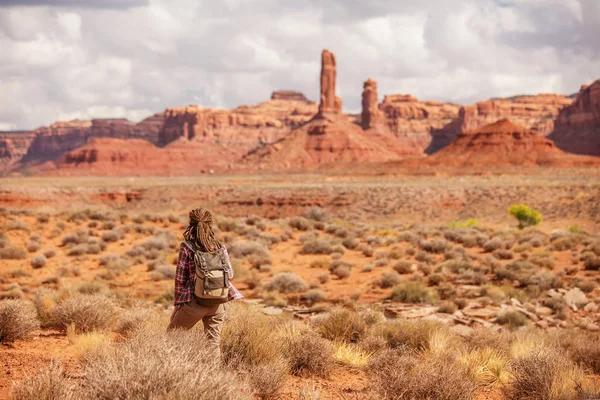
[563,287,588,310]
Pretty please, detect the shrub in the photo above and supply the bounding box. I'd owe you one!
[368,350,477,399]
[529,252,556,269]
[483,237,503,252]
[314,308,370,343]
[584,257,600,271]
[303,206,328,222]
[44,249,57,258]
[302,289,327,306]
[52,294,117,333]
[360,244,374,257]
[228,240,270,259]
[415,251,434,264]
[0,300,40,343]
[79,330,250,399]
[374,258,389,267]
[496,310,528,329]
[392,260,413,274]
[247,359,288,399]
[558,330,600,374]
[30,254,47,269]
[493,249,514,260]
[289,217,312,231]
[11,361,73,400]
[283,331,334,377]
[342,237,359,250]
[419,238,449,254]
[221,303,284,368]
[362,264,374,272]
[428,273,445,286]
[265,273,308,293]
[26,240,41,253]
[391,281,438,304]
[375,271,402,288]
[309,258,329,269]
[330,263,351,279]
[317,273,330,284]
[300,238,333,255]
[0,246,27,260]
[507,348,591,400]
[509,204,542,229]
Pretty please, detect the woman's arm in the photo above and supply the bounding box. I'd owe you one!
[173,244,193,306]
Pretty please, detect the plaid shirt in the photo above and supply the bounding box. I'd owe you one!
[174,243,243,306]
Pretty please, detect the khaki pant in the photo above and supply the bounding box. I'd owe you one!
[168,299,226,359]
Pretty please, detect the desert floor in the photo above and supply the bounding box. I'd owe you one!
[1,169,599,399]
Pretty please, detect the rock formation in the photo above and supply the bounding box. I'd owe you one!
[548,80,600,156]
[271,90,310,102]
[428,119,598,167]
[458,94,572,135]
[361,79,384,130]
[158,93,317,157]
[21,115,163,164]
[318,50,342,114]
[0,131,36,173]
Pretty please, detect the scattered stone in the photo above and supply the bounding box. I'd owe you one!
[450,324,474,337]
[585,323,600,332]
[583,302,598,313]
[535,306,554,317]
[563,288,588,310]
[262,306,283,316]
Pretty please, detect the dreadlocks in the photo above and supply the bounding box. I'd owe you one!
[183,208,222,252]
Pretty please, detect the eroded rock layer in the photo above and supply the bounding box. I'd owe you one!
[548,80,600,156]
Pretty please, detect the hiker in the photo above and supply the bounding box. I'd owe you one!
[168,208,243,357]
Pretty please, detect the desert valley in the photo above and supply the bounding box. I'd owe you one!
[1,46,600,400]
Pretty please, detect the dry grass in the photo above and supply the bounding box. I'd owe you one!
[283,331,334,378]
[367,350,477,399]
[507,347,593,400]
[12,361,75,400]
[333,342,374,367]
[391,281,438,304]
[50,294,117,333]
[0,299,40,343]
[79,329,251,399]
[313,308,369,343]
[264,272,308,293]
[460,347,512,388]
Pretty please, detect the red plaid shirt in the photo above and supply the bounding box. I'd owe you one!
[174,243,243,306]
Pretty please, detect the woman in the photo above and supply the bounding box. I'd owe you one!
[168,208,243,356]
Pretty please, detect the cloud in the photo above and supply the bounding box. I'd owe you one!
[0,0,148,9]
[0,0,598,130]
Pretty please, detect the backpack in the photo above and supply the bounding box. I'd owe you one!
[183,241,230,305]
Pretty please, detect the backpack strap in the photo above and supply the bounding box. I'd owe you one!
[182,241,195,252]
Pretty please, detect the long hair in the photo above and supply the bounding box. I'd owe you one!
[183,208,222,252]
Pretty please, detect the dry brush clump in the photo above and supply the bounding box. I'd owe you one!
[282,330,334,378]
[0,299,40,343]
[265,273,308,293]
[12,361,75,400]
[367,350,477,400]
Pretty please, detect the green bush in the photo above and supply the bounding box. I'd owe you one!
[391,282,438,304]
[508,204,542,229]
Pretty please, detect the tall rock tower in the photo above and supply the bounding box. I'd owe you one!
[318,50,342,115]
[361,79,383,130]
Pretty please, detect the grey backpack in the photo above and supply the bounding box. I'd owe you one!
[183,241,230,305]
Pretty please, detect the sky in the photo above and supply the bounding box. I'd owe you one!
[0,0,598,130]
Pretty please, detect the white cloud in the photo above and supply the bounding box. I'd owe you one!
[0,0,598,129]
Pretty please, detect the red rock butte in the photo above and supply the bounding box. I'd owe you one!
[428,119,599,167]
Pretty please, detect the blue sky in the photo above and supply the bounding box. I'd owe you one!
[0,0,598,130]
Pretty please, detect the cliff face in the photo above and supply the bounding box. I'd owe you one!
[158,92,317,148]
[548,80,600,156]
[21,115,164,164]
[0,131,37,172]
[459,94,573,135]
[428,119,598,167]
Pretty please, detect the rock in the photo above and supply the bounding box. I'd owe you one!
[270,90,310,102]
[535,306,554,317]
[535,320,549,328]
[427,119,598,168]
[361,79,383,130]
[584,302,598,313]
[450,324,474,337]
[564,288,588,310]
[548,289,562,299]
[318,49,342,114]
[462,308,498,319]
[459,94,572,135]
[0,131,37,172]
[510,298,523,307]
[585,323,600,332]
[549,79,600,156]
[262,306,284,316]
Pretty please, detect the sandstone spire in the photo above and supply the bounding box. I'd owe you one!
[361,79,383,129]
[318,50,342,114]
